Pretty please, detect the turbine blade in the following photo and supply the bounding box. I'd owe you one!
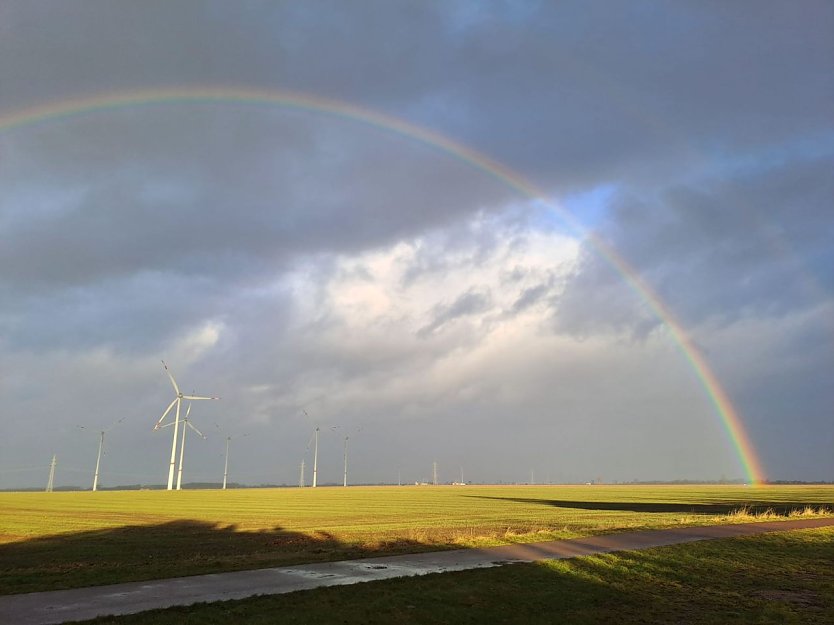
[187,421,206,439]
[161,360,180,395]
[153,398,178,430]
[182,395,219,401]
[185,403,192,419]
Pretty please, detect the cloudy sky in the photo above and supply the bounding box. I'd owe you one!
[1,1,831,488]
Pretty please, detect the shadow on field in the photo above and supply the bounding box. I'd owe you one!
[0,519,431,595]
[52,521,834,625]
[465,496,826,516]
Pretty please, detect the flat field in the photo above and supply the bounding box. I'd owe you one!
[1,484,832,594]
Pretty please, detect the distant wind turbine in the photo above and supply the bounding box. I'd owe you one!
[311,425,319,488]
[215,423,249,490]
[45,454,56,492]
[78,417,125,491]
[342,426,362,487]
[343,435,349,487]
[301,409,338,488]
[153,361,219,490]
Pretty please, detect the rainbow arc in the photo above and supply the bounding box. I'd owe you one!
[0,87,765,483]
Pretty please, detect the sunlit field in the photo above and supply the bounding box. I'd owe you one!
[1,484,832,594]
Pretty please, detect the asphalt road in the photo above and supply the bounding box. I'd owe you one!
[2,517,832,625]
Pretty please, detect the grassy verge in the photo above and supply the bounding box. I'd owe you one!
[1,485,831,594]
[78,526,834,625]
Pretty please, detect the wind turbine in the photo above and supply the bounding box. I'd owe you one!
[301,410,321,488]
[303,424,320,488]
[342,427,362,487]
[343,435,349,487]
[78,417,125,491]
[215,423,249,490]
[153,361,219,490]
[301,410,338,488]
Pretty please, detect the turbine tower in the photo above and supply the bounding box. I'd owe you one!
[175,402,206,490]
[343,435,349,487]
[340,427,361,487]
[216,423,249,490]
[93,432,105,491]
[45,454,56,492]
[301,410,338,488]
[78,417,125,492]
[312,426,319,487]
[153,361,219,490]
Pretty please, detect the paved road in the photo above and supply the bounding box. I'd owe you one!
[2,517,832,625]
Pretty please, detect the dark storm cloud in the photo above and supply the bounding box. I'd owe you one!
[0,110,513,351]
[0,112,510,292]
[3,1,831,188]
[556,151,834,337]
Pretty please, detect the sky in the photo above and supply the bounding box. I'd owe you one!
[0,1,832,488]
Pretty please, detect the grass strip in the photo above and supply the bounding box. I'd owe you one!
[77,526,834,625]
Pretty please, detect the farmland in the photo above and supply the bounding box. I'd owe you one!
[1,484,832,594]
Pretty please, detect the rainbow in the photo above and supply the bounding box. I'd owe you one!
[0,86,766,483]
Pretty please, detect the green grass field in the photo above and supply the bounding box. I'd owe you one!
[1,484,832,594]
[77,526,834,625]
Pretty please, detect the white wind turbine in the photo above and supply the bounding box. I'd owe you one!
[342,426,362,488]
[153,361,219,490]
[215,423,249,490]
[301,409,338,488]
[78,417,125,491]
[301,424,320,488]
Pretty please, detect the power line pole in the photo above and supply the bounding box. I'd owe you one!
[46,454,56,492]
